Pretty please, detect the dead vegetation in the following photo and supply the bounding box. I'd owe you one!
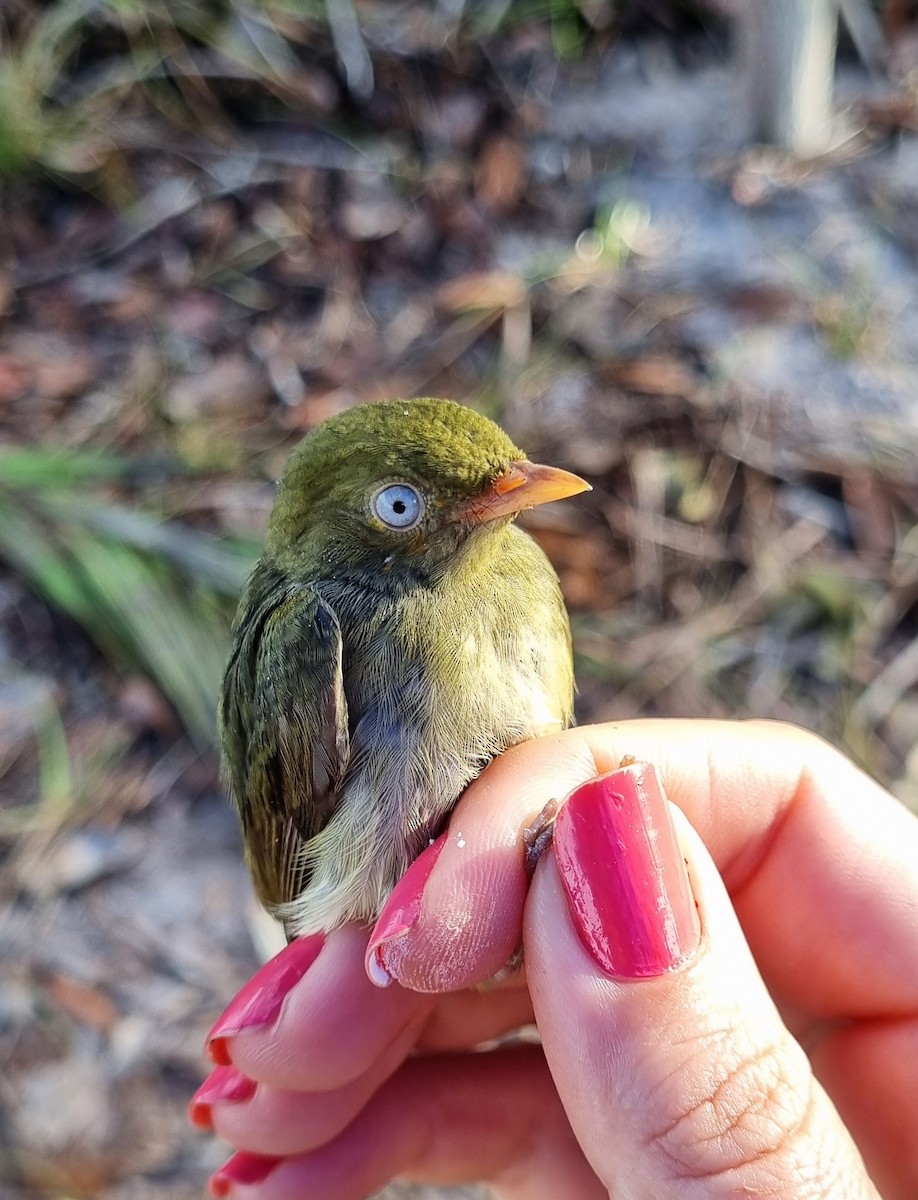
[1,3,917,1197]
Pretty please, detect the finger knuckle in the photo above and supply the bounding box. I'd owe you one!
[646,1028,829,1192]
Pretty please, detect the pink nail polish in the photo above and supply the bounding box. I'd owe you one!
[365,832,448,987]
[553,762,699,979]
[209,1152,279,1197]
[206,933,325,1064]
[188,1066,256,1129]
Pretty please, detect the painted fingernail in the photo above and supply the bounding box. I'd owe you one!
[554,762,699,979]
[365,832,448,987]
[188,1066,257,1129]
[209,1152,279,1197]
[206,933,325,1064]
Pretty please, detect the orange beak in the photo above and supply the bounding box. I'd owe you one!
[459,460,591,526]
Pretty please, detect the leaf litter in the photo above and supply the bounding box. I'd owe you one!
[1,4,918,1197]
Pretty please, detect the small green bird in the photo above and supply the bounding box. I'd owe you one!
[219,398,589,939]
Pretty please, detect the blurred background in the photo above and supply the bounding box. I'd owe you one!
[1,1,917,1197]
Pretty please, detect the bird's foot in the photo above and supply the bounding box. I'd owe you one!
[479,944,525,991]
[521,757,640,879]
[522,797,560,879]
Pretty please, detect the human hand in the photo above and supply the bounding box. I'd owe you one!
[191,721,918,1198]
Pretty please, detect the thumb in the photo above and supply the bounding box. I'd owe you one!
[524,763,879,1199]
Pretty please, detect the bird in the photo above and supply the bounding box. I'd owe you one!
[218,397,589,939]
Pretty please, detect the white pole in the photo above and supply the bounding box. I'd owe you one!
[739,0,840,156]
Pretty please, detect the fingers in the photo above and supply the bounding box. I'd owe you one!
[194,723,918,1198]
[199,1024,419,1156]
[414,982,533,1051]
[524,766,888,1199]
[206,924,434,1091]
[365,730,598,990]
[369,720,918,1025]
[208,1048,607,1200]
[197,926,536,1163]
[811,1017,918,1200]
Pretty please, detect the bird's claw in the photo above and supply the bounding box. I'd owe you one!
[521,756,640,880]
[522,797,560,879]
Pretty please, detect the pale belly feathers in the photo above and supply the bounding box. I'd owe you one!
[279,570,572,938]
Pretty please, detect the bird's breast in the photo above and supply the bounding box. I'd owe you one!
[325,551,571,831]
[284,538,573,932]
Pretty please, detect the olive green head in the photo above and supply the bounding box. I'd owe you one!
[264,397,588,582]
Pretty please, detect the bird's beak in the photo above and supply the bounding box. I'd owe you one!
[459,460,591,526]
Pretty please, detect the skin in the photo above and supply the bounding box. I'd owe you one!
[200,721,918,1199]
[219,398,583,937]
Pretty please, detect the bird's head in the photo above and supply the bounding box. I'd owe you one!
[265,397,589,585]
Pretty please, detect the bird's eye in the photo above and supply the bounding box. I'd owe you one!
[371,483,424,530]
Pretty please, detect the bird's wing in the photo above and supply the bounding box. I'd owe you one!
[219,582,349,913]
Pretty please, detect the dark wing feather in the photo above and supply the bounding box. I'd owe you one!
[219,578,349,912]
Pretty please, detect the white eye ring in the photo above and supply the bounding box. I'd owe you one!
[371,483,424,530]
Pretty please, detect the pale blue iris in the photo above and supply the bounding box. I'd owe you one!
[372,483,424,529]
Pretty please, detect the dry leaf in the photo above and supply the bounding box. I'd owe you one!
[165,355,272,420]
[602,356,696,397]
[0,353,30,400]
[436,270,527,313]
[475,134,527,212]
[44,973,121,1033]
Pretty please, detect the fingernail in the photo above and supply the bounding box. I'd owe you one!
[554,762,699,979]
[365,832,448,987]
[209,1152,279,1197]
[206,933,325,1064]
[188,1066,257,1129]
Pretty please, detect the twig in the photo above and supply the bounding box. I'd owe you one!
[855,633,918,725]
[326,0,374,100]
[839,0,887,78]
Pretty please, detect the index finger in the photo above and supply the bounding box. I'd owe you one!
[368,719,918,1021]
